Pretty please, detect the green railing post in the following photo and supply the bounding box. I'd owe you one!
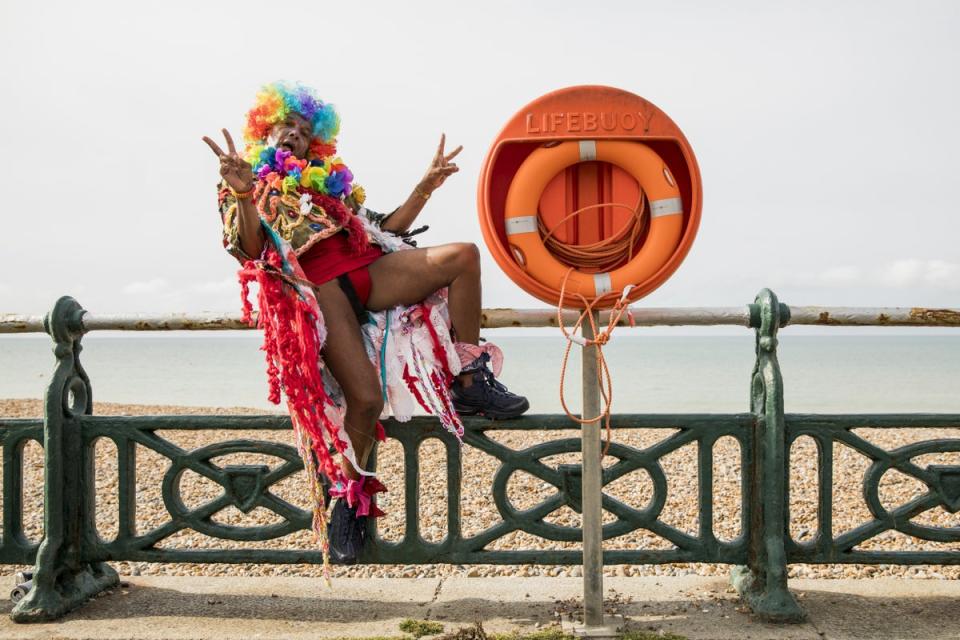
[730,289,805,622]
[11,296,119,622]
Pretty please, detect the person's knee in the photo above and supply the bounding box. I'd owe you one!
[346,387,384,424]
[453,242,480,275]
[430,243,480,283]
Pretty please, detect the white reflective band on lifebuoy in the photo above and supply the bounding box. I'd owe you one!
[593,272,612,295]
[578,140,597,161]
[505,215,539,235]
[650,197,683,218]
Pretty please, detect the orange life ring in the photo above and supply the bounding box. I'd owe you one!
[504,140,683,300]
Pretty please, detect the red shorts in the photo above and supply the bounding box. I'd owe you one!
[300,233,383,300]
[300,232,383,322]
[340,265,373,307]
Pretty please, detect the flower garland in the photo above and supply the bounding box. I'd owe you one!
[246,145,355,199]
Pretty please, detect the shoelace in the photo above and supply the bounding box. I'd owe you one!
[471,353,513,396]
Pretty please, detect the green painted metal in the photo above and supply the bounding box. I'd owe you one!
[76,412,750,566]
[730,289,805,622]
[10,297,119,622]
[785,414,960,565]
[1,292,958,623]
[0,418,43,564]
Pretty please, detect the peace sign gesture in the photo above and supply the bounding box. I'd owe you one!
[419,133,462,194]
[202,129,255,193]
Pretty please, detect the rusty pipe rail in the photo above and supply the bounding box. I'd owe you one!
[2,305,960,334]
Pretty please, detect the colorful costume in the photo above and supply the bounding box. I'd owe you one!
[217,83,466,575]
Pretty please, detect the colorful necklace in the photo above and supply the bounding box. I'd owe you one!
[251,146,355,200]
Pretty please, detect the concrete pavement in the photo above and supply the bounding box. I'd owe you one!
[0,575,958,639]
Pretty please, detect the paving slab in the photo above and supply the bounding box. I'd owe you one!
[432,577,821,639]
[0,577,440,640]
[0,575,959,639]
[793,577,960,640]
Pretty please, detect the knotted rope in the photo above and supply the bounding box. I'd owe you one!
[544,191,648,458]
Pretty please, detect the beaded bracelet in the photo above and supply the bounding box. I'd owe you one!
[230,185,255,200]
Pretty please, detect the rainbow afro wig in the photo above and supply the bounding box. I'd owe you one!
[244,81,342,161]
[243,82,357,199]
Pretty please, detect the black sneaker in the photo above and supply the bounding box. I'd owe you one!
[451,353,530,419]
[327,498,367,564]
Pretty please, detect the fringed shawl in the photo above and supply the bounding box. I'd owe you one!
[237,217,463,577]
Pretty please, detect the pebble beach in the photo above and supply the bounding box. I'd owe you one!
[2,398,959,582]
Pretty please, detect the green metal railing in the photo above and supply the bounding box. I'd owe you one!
[0,290,958,624]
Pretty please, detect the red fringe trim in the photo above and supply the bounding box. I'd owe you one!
[237,251,349,491]
[402,363,428,409]
[419,303,454,385]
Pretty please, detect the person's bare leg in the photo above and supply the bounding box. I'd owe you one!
[366,242,481,345]
[367,241,528,418]
[312,279,383,480]
[367,242,481,387]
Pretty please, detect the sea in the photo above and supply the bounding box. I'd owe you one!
[2,331,959,414]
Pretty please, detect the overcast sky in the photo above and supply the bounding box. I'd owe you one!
[1,1,958,322]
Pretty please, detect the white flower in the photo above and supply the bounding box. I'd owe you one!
[299,193,313,215]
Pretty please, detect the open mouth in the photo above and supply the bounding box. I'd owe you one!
[278,142,295,152]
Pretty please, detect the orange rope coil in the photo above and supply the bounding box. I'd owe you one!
[546,192,647,458]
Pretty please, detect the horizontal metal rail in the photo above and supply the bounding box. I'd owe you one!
[2,305,959,333]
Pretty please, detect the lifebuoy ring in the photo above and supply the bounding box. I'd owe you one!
[504,140,684,300]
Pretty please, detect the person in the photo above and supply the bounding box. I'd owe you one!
[203,82,528,567]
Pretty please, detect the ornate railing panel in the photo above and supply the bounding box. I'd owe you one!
[786,414,960,565]
[75,414,750,566]
[0,418,43,564]
[375,414,752,565]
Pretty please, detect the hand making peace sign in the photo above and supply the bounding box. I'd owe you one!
[202,129,255,194]
[420,133,463,194]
